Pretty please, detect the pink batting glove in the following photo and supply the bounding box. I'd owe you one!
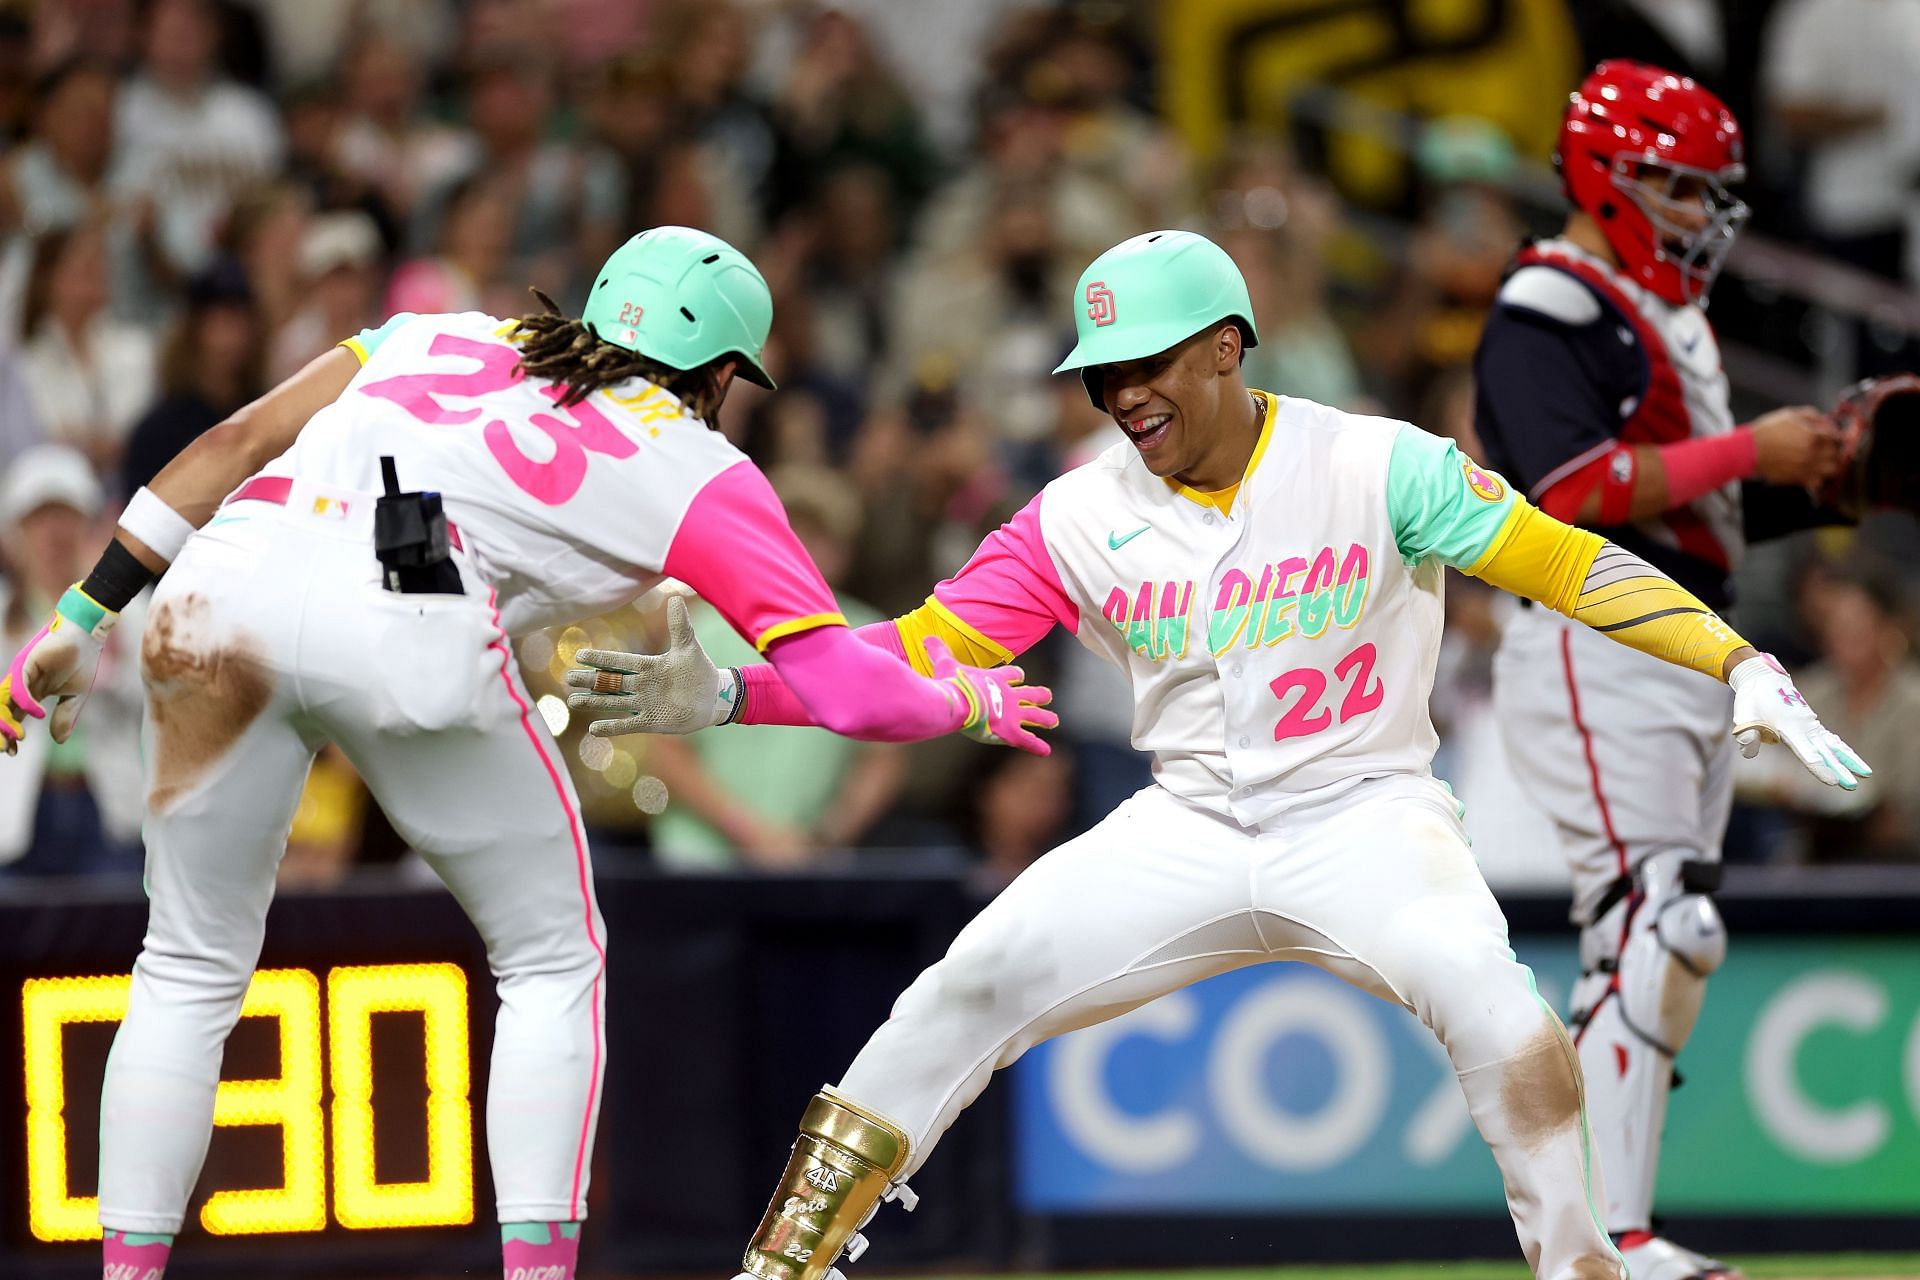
[922,635,1060,755]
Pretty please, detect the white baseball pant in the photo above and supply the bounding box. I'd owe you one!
[98,486,607,1231]
[1492,602,1734,1236]
[835,774,1620,1280]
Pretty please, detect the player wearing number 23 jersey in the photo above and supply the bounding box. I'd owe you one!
[0,227,1048,1280]
[572,229,1867,1280]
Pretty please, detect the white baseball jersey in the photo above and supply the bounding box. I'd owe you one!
[270,310,845,643]
[914,391,1522,827]
[100,310,851,1237]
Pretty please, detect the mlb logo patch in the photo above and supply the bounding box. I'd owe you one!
[311,496,351,519]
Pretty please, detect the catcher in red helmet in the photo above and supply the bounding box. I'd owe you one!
[1470,61,1857,1280]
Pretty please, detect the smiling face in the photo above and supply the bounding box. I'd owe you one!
[1092,321,1253,488]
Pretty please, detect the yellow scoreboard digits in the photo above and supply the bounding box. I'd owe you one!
[24,974,131,1242]
[21,964,474,1243]
[329,963,474,1228]
[200,968,326,1235]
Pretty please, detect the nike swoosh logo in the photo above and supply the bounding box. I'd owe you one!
[1109,525,1150,550]
[1679,333,1701,354]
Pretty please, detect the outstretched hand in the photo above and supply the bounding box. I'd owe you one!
[1,589,115,757]
[566,595,731,737]
[922,635,1059,755]
[1729,653,1871,789]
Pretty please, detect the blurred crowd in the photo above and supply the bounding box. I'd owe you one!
[2,0,1919,890]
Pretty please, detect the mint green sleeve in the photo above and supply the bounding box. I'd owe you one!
[1386,424,1520,568]
[341,312,419,363]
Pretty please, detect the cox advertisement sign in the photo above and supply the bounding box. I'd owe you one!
[1012,937,1920,1212]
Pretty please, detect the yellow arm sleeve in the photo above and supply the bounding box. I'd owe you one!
[893,595,1015,676]
[1469,502,1750,681]
[1466,501,1604,614]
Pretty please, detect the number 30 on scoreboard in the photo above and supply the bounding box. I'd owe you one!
[22,963,474,1242]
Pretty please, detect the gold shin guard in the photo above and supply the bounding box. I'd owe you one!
[741,1089,914,1280]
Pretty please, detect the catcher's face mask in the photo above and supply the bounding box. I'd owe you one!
[1611,159,1751,308]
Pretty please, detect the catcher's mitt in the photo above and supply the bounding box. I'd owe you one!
[1823,372,1920,517]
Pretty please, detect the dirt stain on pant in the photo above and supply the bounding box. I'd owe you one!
[1500,1022,1584,1153]
[1569,1254,1626,1280]
[142,593,273,813]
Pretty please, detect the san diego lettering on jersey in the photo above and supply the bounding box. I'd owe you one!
[1101,541,1373,662]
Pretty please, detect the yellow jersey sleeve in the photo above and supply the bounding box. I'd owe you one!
[1469,502,1750,680]
[893,595,1016,676]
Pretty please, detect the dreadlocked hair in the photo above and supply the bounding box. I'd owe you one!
[509,288,729,417]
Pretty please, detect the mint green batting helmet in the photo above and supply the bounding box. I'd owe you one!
[581,225,776,389]
[1053,229,1258,408]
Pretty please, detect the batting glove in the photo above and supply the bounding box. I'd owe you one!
[922,636,1059,755]
[1,585,117,757]
[566,595,741,737]
[1729,653,1871,789]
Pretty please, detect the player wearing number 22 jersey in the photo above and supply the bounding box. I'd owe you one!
[572,230,1866,1280]
[0,228,1047,1280]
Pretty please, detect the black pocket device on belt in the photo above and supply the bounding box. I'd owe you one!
[374,456,464,595]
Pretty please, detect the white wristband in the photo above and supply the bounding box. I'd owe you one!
[118,487,198,564]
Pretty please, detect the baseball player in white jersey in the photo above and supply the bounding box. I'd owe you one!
[1473,63,1853,1280]
[571,230,1868,1280]
[0,226,1050,1280]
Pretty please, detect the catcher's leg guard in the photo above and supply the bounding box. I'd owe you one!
[1571,850,1726,1232]
[741,1089,916,1280]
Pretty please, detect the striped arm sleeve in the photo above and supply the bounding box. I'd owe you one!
[1469,504,1750,680]
[1565,543,1751,680]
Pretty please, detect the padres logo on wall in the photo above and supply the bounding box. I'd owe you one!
[1158,0,1579,208]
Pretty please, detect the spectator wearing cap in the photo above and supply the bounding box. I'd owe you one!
[120,261,264,496]
[270,210,385,382]
[16,218,158,476]
[0,445,147,875]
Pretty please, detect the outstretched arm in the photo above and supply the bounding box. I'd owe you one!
[570,597,1057,753]
[2,345,361,753]
[573,493,1077,751]
[1390,424,1871,789]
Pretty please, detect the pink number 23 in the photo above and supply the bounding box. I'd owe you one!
[360,332,637,505]
[1269,642,1385,741]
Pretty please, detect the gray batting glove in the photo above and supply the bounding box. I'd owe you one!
[565,595,741,737]
[1729,653,1871,789]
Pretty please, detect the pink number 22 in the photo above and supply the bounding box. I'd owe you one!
[1269,642,1385,741]
[360,332,638,505]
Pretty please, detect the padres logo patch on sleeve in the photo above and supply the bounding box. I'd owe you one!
[1462,459,1506,502]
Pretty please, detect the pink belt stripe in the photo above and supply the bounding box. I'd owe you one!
[225,475,465,551]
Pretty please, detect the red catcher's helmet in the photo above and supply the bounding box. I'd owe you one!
[1556,60,1749,306]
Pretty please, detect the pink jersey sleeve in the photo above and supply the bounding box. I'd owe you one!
[926,492,1078,659]
[734,627,967,740]
[664,460,847,651]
